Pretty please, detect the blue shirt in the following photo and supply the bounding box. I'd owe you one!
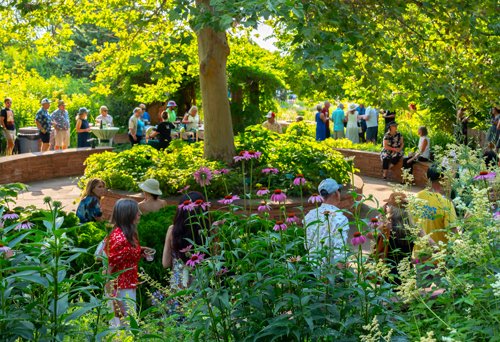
[332,108,345,132]
[76,196,102,223]
[137,118,145,136]
[142,112,151,122]
[315,111,327,141]
[35,108,52,132]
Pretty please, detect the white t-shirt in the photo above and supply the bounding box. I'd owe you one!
[185,114,200,131]
[365,107,378,128]
[303,203,349,262]
[96,114,113,126]
[419,136,431,159]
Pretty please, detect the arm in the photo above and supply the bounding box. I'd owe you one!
[320,112,327,123]
[162,226,173,269]
[75,119,83,133]
[0,115,6,130]
[182,114,190,124]
[128,118,137,140]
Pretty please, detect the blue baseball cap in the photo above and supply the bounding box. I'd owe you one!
[318,178,342,195]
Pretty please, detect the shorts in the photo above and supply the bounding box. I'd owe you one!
[54,129,70,147]
[333,130,345,139]
[2,129,16,142]
[39,131,50,143]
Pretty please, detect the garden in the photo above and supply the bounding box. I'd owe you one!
[1,0,499,341]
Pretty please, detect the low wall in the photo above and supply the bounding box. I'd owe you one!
[0,147,113,184]
[335,149,430,186]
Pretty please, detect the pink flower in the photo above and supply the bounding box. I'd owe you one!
[178,200,196,211]
[256,187,270,196]
[351,232,366,246]
[257,202,271,212]
[273,221,288,231]
[214,169,230,175]
[270,189,287,203]
[179,245,193,253]
[2,212,19,220]
[293,174,306,186]
[16,221,34,231]
[193,166,213,186]
[286,213,300,224]
[186,252,205,267]
[494,211,500,220]
[177,185,190,194]
[262,168,279,174]
[233,150,262,162]
[194,199,211,211]
[218,194,240,205]
[308,193,323,204]
[412,258,420,264]
[473,171,496,181]
[368,217,381,229]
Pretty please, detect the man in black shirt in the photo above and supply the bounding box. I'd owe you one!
[0,98,16,155]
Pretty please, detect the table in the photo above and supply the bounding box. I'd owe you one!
[90,127,120,146]
[171,125,204,141]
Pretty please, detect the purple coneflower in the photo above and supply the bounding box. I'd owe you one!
[179,245,193,253]
[351,231,366,246]
[286,213,300,224]
[494,211,500,221]
[273,220,288,231]
[257,202,271,212]
[177,185,190,194]
[473,171,496,181]
[193,166,213,186]
[293,174,306,186]
[218,194,240,205]
[16,221,34,231]
[262,167,279,174]
[245,151,262,160]
[308,193,323,204]
[368,217,381,229]
[194,199,211,211]
[2,212,19,220]
[214,168,230,175]
[256,187,270,196]
[186,252,205,267]
[271,189,287,203]
[178,200,196,211]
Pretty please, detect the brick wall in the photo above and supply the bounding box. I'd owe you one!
[335,149,430,186]
[0,147,113,184]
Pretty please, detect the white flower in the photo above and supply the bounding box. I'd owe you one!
[491,273,500,297]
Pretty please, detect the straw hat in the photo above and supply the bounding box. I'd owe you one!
[347,103,357,112]
[139,179,162,195]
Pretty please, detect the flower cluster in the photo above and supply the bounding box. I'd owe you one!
[214,169,230,175]
[308,193,323,204]
[293,174,306,186]
[218,194,240,205]
[256,187,270,196]
[285,213,300,224]
[473,171,496,181]
[257,202,271,212]
[234,150,262,162]
[178,199,212,211]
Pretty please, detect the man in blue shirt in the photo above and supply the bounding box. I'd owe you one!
[51,100,70,149]
[140,103,151,124]
[35,98,52,152]
[332,103,346,139]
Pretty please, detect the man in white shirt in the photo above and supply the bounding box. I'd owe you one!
[303,178,349,264]
[365,106,379,143]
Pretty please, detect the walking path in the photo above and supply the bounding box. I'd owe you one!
[14,175,423,214]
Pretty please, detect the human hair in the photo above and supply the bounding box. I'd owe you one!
[319,188,340,201]
[316,104,322,112]
[427,165,444,182]
[418,126,428,136]
[133,107,142,114]
[386,204,412,243]
[111,198,140,247]
[161,110,168,121]
[4,97,12,104]
[172,191,209,262]
[188,106,198,115]
[83,178,106,199]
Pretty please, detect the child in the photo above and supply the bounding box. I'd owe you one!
[76,178,107,224]
[76,107,91,148]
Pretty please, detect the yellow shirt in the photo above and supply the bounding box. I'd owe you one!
[413,190,457,245]
[262,120,282,133]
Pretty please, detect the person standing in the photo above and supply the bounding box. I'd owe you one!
[139,104,150,124]
[76,107,91,148]
[382,109,396,133]
[261,111,282,133]
[356,103,367,142]
[345,103,360,144]
[128,107,143,146]
[331,103,346,139]
[0,97,16,155]
[321,101,331,138]
[315,104,327,141]
[51,100,70,150]
[35,98,52,152]
[365,106,379,143]
[96,106,113,127]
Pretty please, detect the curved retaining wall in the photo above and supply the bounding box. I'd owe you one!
[0,147,113,184]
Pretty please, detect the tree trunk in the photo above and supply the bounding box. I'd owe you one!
[196,9,235,163]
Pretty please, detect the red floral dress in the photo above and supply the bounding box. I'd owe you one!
[107,227,141,290]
